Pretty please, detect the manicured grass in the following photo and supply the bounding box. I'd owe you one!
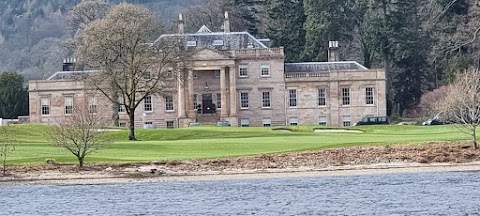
[2,124,472,165]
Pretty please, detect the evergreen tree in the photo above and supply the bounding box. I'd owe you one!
[430,0,472,86]
[234,0,261,36]
[303,0,356,61]
[389,0,431,116]
[0,72,28,119]
[266,0,306,62]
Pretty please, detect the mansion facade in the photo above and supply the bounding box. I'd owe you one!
[28,13,386,128]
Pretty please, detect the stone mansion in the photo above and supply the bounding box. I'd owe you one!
[28,13,386,128]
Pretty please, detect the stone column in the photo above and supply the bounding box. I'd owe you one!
[177,72,186,118]
[187,69,195,118]
[220,67,228,118]
[229,66,237,117]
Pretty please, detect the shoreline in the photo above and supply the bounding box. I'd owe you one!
[2,141,480,186]
[2,161,480,186]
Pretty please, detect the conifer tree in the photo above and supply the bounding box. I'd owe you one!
[389,0,431,116]
[234,0,261,36]
[0,72,28,119]
[303,0,356,61]
[266,0,306,62]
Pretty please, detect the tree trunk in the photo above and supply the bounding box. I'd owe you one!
[473,126,478,149]
[2,152,6,176]
[111,81,119,127]
[112,104,119,127]
[79,156,84,167]
[128,111,136,141]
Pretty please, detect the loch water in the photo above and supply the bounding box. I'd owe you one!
[1,171,480,215]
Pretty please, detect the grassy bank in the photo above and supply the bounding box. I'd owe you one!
[3,124,472,165]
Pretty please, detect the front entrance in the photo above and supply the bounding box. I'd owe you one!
[202,93,216,114]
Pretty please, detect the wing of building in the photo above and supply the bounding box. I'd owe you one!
[28,13,386,128]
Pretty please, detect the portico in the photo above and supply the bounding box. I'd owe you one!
[177,63,238,127]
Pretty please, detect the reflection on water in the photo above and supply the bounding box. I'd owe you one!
[1,171,480,215]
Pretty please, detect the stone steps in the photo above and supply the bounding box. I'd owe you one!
[196,114,220,125]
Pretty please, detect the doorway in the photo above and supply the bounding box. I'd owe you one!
[202,93,215,114]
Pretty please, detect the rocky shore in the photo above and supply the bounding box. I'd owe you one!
[2,141,480,185]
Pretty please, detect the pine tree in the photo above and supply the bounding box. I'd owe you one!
[303,0,356,61]
[234,0,261,36]
[266,0,306,62]
[0,72,28,119]
[389,0,431,116]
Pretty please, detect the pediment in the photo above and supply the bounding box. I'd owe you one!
[193,47,233,61]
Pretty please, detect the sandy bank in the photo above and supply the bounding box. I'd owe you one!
[1,162,480,186]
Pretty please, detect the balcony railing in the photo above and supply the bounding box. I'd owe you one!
[285,72,330,79]
[232,48,284,58]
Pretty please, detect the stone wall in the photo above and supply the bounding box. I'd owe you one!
[29,46,386,128]
[285,69,386,126]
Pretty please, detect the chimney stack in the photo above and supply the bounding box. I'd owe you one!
[178,14,185,34]
[328,41,340,62]
[62,57,76,71]
[223,12,230,33]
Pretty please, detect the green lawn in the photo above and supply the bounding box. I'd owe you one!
[2,124,472,165]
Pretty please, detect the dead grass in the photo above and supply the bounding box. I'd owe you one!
[8,141,480,174]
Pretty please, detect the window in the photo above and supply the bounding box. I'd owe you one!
[144,95,152,112]
[165,96,174,111]
[193,94,198,110]
[167,69,174,79]
[118,122,127,127]
[262,91,271,108]
[261,64,270,76]
[143,71,151,80]
[319,116,327,126]
[240,92,249,109]
[41,98,50,115]
[214,70,220,77]
[239,65,248,77]
[64,96,73,115]
[187,40,197,47]
[343,115,351,127]
[118,97,126,113]
[241,118,250,127]
[289,89,297,107]
[366,87,374,105]
[166,121,175,129]
[88,96,97,113]
[262,118,272,127]
[213,40,224,46]
[216,93,221,109]
[144,122,154,128]
[289,117,298,126]
[341,88,350,106]
[318,88,326,106]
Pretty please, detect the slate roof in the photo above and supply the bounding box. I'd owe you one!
[284,61,368,73]
[46,70,98,80]
[154,31,268,50]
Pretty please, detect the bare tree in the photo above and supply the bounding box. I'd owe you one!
[437,69,480,149]
[68,0,110,32]
[48,103,111,167]
[76,3,191,140]
[184,0,251,33]
[417,85,449,116]
[0,126,15,176]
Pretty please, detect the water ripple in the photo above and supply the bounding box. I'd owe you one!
[1,172,480,215]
